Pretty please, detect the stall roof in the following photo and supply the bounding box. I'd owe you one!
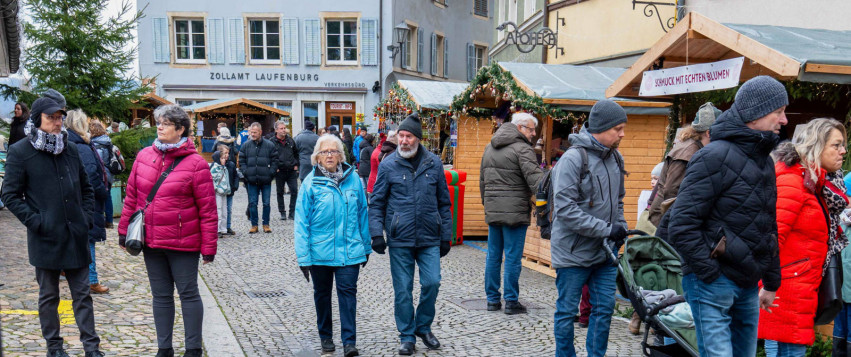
[183,97,290,116]
[607,12,851,99]
[498,62,671,115]
[397,80,469,111]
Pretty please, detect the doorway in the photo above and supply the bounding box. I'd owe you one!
[325,102,355,133]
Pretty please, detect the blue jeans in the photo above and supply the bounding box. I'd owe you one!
[310,264,360,345]
[226,195,233,230]
[765,340,806,357]
[88,242,98,284]
[682,273,758,357]
[835,304,851,340]
[485,224,528,303]
[389,246,441,343]
[104,187,113,224]
[554,264,617,357]
[246,183,271,226]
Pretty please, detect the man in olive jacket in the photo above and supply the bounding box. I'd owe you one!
[1,97,104,357]
[480,112,544,315]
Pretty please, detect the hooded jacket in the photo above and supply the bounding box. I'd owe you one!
[91,134,115,185]
[295,163,372,266]
[118,140,218,256]
[214,134,236,162]
[68,130,109,243]
[667,106,781,291]
[357,139,374,178]
[238,137,279,185]
[210,151,231,195]
[353,135,364,163]
[648,138,703,225]
[550,128,627,268]
[480,123,544,226]
[758,143,829,345]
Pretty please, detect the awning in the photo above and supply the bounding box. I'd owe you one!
[397,80,469,111]
[499,62,671,115]
[183,97,291,117]
[607,12,851,99]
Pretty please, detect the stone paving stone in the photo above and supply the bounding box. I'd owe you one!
[0,209,195,356]
[201,191,646,356]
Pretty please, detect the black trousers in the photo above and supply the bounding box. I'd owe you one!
[275,169,298,217]
[143,248,203,349]
[35,266,100,352]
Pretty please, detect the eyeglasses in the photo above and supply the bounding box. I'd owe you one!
[156,120,175,127]
[519,125,536,132]
[831,143,845,151]
[318,150,341,157]
[43,114,64,122]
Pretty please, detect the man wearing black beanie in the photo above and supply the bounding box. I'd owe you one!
[369,112,453,355]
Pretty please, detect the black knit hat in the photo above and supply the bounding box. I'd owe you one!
[734,76,789,123]
[304,120,316,131]
[398,113,422,139]
[587,99,627,134]
[30,97,66,128]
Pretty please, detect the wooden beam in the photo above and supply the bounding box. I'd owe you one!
[542,98,671,108]
[805,63,851,75]
[687,29,708,40]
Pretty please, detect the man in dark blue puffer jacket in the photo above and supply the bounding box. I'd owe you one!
[667,76,787,357]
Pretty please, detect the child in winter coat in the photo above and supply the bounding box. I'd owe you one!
[211,147,232,238]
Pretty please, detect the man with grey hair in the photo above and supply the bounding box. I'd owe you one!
[270,120,299,220]
[479,112,545,315]
[238,122,278,233]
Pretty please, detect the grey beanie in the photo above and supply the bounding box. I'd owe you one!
[651,162,664,177]
[692,102,722,132]
[398,112,423,139]
[734,76,788,123]
[587,99,627,133]
[43,88,66,109]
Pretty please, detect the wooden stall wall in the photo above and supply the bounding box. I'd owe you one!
[454,116,494,237]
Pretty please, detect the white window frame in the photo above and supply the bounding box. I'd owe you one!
[498,0,507,40]
[248,19,281,64]
[475,45,487,72]
[325,19,359,66]
[174,18,206,64]
[435,34,445,77]
[525,0,537,20]
[404,25,416,69]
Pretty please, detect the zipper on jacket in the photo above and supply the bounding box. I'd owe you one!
[780,257,809,269]
[602,157,614,221]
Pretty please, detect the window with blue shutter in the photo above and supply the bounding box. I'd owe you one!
[467,43,475,81]
[152,17,170,63]
[227,18,245,64]
[281,18,299,65]
[208,18,225,64]
[304,19,321,65]
[443,37,449,78]
[361,18,377,66]
[430,33,437,76]
[417,28,424,72]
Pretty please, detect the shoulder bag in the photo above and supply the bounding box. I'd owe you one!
[125,156,186,256]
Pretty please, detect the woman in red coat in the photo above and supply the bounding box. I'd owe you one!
[118,104,217,357]
[759,118,847,356]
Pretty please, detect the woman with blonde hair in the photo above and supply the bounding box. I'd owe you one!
[90,121,117,229]
[65,110,111,294]
[759,118,848,356]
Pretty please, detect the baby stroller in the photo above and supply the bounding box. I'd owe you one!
[603,231,698,357]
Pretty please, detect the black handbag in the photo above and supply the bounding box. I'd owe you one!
[815,252,843,325]
[125,156,186,256]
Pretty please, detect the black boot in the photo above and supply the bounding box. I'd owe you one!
[183,349,202,357]
[155,348,174,357]
[835,337,848,357]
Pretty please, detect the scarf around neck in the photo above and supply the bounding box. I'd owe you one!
[153,137,187,152]
[24,118,67,155]
[823,171,849,273]
[318,163,345,183]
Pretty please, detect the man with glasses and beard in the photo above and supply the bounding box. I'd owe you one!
[369,113,453,355]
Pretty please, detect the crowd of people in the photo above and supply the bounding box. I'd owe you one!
[3,75,851,357]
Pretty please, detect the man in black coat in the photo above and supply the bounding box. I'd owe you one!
[270,120,299,220]
[238,122,278,233]
[1,97,105,357]
[666,76,788,357]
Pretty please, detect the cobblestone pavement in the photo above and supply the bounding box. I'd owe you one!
[201,191,645,356]
[0,209,190,356]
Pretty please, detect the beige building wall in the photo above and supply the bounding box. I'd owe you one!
[546,0,675,64]
[683,0,851,31]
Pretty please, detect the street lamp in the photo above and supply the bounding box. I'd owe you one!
[387,22,410,61]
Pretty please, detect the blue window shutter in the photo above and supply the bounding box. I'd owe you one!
[443,37,449,78]
[152,17,169,63]
[430,33,437,76]
[304,18,321,65]
[361,19,377,66]
[282,18,299,64]
[227,18,245,64]
[467,43,475,81]
[417,28,424,72]
[208,18,225,64]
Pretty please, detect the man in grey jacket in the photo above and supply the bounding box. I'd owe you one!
[480,112,544,315]
[551,99,628,357]
[295,120,319,181]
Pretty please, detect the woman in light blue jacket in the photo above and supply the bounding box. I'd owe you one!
[295,134,371,357]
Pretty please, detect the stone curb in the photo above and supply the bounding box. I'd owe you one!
[199,273,245,356]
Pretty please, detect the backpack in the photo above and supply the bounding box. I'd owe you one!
[535,146,624,239]
[106,144,126,175]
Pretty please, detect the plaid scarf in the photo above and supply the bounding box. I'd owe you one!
[318,163,344,183]
[24,119,67,155]
[823,171,849,273]
[153,137,187,152]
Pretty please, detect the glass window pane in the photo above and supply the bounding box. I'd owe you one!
[344,21,357,34]
[250,21,262,34]
[344,34,357,48]
[328,48,340,61]
[327,34,340,48]
[266,21,279,33]
[251,47,264,60]
[266,34,279,47]
[177,47,189,59]
[192,34,205,46]
[175,20,188,33]
[191,20,204,33]
[327,21,340,34]
[250,34,263,46]
[193,47,205,59]
[344,48,357,61]
[267,47,280,60]
[176,34,189,46]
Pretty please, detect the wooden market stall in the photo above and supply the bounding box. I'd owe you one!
[450,62,671,273]
[183,98,290,160]
[130,92,173,126]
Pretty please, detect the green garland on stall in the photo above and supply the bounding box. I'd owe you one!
[449,63,564,119]
[373,82,421,122]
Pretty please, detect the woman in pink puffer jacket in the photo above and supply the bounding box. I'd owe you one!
[117,105,216,357]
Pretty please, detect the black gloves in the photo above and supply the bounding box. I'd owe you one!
[300,266,310,282]
[372,236,387,254]
[440,241,451,257]
[362,254,369,268]
[609,225,627,245]
[118,234,126,248]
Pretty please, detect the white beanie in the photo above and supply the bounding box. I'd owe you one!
[651,162,664,177]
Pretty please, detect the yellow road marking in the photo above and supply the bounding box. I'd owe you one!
[1,300,76,325]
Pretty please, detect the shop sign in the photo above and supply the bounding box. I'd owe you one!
[330,103,353,111]
[209,71,320,82]
[639,57,744,96]
[356,113,364,123]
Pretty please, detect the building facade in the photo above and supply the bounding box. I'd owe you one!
[489,0,546,64]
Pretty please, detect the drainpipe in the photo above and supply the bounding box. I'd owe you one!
[378,0,384,100]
